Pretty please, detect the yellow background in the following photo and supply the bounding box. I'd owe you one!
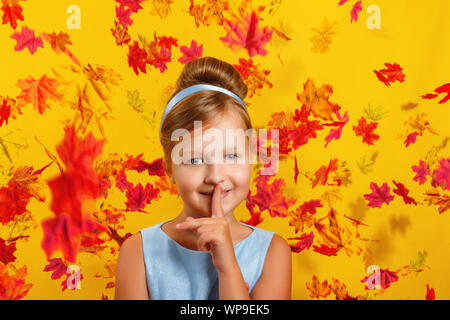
[0,0,449,299]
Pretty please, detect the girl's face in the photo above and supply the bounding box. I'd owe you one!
[169,110,253,218]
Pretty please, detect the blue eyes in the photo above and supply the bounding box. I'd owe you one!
[189,154,239,165]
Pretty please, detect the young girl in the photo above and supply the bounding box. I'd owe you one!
[115,57,292,300]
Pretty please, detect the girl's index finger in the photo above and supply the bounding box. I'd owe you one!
[211,183,224,218]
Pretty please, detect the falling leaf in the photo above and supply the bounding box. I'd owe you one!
[392,180,417,205]
[374,62,406,87]
[41,32,72,54]
[115,5,133,27]
[422,83,450,104]
[404,131,419,147]
[220,11,273,57]
[353,116,380,145]
[127,89,145,113]
[356,155,375,175]
[149,0,174,19]
[297,78,335,121]
[363,103,388,122]
[426,284,435,300]
[178,40,203,64]
[43,258,67,280]
[10,26,44,54]
[305,275,331,299]
[110,20,131,46]
[433,158,450,191]
[363,182,394,208]
[411,160,430,185]
[0,237,16,265]
[288,231,314,253]
[310,18,337,54]
[16,74,60,114]
[350,1,362,23]
[127,41,148,75]
[0,262,33,299]
[1,1,24,29]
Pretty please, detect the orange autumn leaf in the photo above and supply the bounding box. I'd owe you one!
[329,278,359,300]
[314,208,355,257]
[110,20,131,46]
[305,275,331,299]
[41,31,72,54]
[8,166,46,202]
[310,18,337,54]
[0,262,33,300]
[288,206,316,233]
[154,174,178,195]
[16,74,60,114]
[297,78,335,121]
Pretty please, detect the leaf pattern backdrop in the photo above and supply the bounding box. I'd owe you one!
[0,0,449,299]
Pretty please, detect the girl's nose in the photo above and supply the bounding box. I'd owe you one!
[203,164,225,185]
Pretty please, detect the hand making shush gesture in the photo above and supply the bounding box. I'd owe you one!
[175,183,237,274]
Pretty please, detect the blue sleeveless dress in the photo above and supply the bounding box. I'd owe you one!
[139,220,275,300]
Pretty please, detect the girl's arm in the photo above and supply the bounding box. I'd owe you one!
[114,232,150,300]
[248,233,292,300]
[217,233,291,300]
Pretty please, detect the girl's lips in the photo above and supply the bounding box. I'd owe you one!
[199,189,232,199]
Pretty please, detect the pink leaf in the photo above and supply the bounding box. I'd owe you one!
[219,11,273,57]
[178,40,203,64]
[412,160,429,185]
[350,1,362,23]
[363,182,394,208]
[10,26,44,54]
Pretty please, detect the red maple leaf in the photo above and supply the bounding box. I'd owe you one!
[311,159,339,188]
[404,131,419,147]
[116,5,133,27]
[312,244,338,256]
[127,41,148,75]
[353,116,380,145]
[115,171,133,192]
[0,238,16,265]
[1,2,24,29]
[361,268,399,289]
[246,175,296,218]
[426,283,436,300]
[392,180,417,205]
[220,11,273,57]
[290,105,324,150]
[294,155,299,184]
[0,98,11,126]
[373,62,405,87]
[241,209,264,227]
[350,0,362,23]
[43,258,67,280]
[134,157,166,176]
[0,183,32,225]
[125,182,159,212]
[411,160,429,185]
[300,199,323,214]
[178,40,203,64]
[422,83,450,104]
[288,231,314,253]
[364,182,394,208]
[10,26,44,54]
[115,0,144,13]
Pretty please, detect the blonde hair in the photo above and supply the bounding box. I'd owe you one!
[159,56,252,176]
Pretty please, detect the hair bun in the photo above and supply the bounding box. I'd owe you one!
[175,56,247,101]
